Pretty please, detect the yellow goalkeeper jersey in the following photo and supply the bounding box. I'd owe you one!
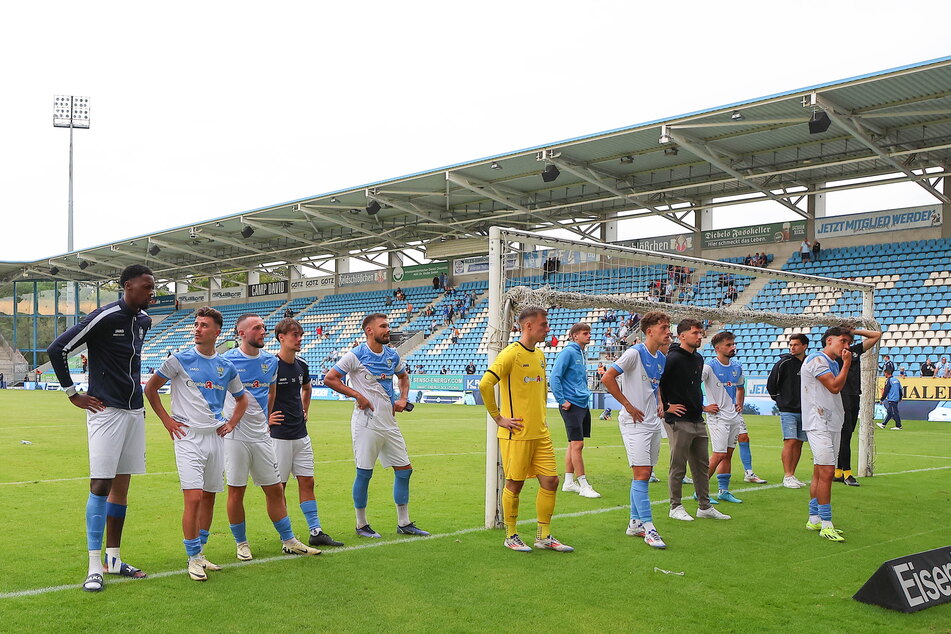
[481,342,549,440]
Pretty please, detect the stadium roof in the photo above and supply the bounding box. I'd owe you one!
[4,55,951,286]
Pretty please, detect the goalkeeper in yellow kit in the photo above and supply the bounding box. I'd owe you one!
[479,307,574,553]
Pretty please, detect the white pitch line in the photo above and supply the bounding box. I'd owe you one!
[3,463,949,601]
[0,447,631,486]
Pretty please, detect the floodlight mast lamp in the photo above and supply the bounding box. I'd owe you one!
[53,96,90,252]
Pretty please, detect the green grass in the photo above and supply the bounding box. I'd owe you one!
[1,390,950,632]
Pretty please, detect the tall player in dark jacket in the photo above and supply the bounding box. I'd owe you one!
[47,265,155,592]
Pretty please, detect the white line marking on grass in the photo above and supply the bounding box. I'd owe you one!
[5,463,949,600]
[0,447,631,486]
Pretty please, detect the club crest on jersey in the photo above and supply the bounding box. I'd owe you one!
[216,366,225,377]
[138,327,145,340]
[386,358,393,367]
[261,363,270,373]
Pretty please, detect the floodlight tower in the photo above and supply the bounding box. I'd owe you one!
[53,95,90,252]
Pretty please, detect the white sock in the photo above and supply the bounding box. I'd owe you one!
[397,504,411,526]
[643,521,655,532]
[745,469,754,476]
[809,514,820,524]
[355,507,368,527]
[309,526,322,535]
[282,537,297,546]
[577,475,589,487]
[88,550,103,575]
[189,554,203,562]
[105,547,121,572]
[821,520,833,529]
[565,473,575,485]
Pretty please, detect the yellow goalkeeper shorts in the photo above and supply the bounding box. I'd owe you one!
[499,435,557,481]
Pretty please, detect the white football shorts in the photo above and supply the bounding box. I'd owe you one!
[87,407,146,479]
[619,421,661,468]
[806,428,842,466]
[224,438,281,487]
[174,426,224,492]
[273,436,315,481]
[708,415,741,453]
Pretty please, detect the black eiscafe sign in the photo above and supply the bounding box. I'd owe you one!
[854,545,951,613]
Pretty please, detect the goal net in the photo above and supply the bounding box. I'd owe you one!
[482,226,879,529]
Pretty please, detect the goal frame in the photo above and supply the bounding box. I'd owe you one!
[484,226,878,529]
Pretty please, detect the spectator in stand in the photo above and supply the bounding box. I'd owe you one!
[811,240,821,262]
[440,366,449,375]
[899,367,907,378]
[284,308,294,318]
[800,239,811,263]
[385,295,393,306]
[432,276,440,290]
[315,326,323,338]
[604,332,617,358]
[880,354,895,375]
[465,362,476,375]
[602,309,617,323]
[934,357,948,378]
[743,254,753,266]
[921,358,936,377]
[439,272,448,290]
[430,319,439,334]
[81,353,88,373]
[451,328,460,344]
[596,362,607,382]
[406,303,413,317]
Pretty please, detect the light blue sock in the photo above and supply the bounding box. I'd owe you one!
[632,479,651,523]
[85,493,107,550]
[183,537,202,557]
[199,529,210,545]
[739,441,752,471]
[353,468,373,509]
[272,516,294,541]
[809,497,819,516]
[393,469,412,505]
[105,502,127,519]
[818,503,832,522]
[629,479,639,521]
[229,522,247,544]
[300,500,320,531]
[717,473,731,492]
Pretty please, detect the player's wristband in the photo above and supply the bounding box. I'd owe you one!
[65,385,78,398]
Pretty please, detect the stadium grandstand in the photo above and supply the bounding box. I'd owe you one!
[1,55,950,406]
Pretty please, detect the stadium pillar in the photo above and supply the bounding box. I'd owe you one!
[943,177,951,239]
[389,252,404,289]
[247,271,260,286]
[694,199,712,256]
[600,212,619,243]
[806,185,826,240]
[336,258,350,276]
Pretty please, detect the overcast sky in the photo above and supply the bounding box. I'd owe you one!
[1,1,948,263]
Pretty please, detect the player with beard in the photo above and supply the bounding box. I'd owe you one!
[222,314,322,560]
[324,313,430,538]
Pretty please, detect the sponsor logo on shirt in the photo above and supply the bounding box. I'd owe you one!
[185,380,226,391]
[523,375,543,383]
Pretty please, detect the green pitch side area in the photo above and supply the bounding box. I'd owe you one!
[1,390,949,632]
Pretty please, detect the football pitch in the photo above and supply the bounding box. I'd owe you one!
[1,390,949,632]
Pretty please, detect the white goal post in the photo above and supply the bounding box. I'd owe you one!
[483,226,879,529]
